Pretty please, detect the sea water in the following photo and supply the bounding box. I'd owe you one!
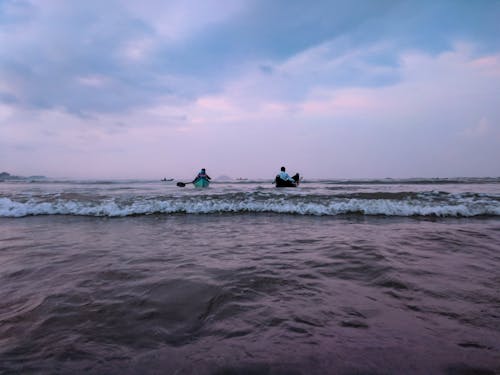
[0,178,499,374]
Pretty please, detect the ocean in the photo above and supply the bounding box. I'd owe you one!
[0,178,499,374]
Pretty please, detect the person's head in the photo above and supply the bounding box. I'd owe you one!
[201,168,206,172]
[281,166,285,172]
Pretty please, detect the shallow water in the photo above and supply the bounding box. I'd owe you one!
[1,214,499,374]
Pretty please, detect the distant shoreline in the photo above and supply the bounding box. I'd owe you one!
[0,172,47,181]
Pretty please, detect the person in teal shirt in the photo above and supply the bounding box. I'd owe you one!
[193,168,211,184]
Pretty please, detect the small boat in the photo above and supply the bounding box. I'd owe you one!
[275,173,300,187]
[161,178,174,182]
[193,178,210,188]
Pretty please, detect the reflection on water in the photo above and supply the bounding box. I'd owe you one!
[0,214,499,374]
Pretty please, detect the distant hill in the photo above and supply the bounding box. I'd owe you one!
[0,172,47,180]
[0,172,20,180]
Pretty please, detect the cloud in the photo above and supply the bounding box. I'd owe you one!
[1,0,498,116]
[160,44,499,178]
[123,0,247,42]
[1,1,499,178]
[461,117,499,139]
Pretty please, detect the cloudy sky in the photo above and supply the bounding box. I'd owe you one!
[1,0,499,179]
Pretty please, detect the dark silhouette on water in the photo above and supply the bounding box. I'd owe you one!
[275,166,300,187]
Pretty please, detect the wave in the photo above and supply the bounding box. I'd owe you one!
[1,192,499,218]
[0,179,161,185]
[313,177,500,185]
[2,177,499,185]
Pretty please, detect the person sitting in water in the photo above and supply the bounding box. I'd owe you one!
[275,166,300,187]
[278,167,295,183]
[193,168,211,183]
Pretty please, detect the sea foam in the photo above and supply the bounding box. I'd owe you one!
[1,195,499,218]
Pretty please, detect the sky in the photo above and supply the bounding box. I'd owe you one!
[1,0,499,179]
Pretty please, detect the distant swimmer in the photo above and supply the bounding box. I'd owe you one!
[275,166,300,187]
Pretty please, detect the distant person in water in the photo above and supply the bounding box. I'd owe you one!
[193,168,211,183]
[275,167,300,187]
[278,167,295,183]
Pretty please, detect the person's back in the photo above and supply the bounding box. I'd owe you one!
[194,168,211,182]
[278,167,294,182]
[275,166,300,187]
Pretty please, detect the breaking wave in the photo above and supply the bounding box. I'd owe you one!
[1,191,499,218]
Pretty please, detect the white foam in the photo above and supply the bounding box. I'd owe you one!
[1,196,499,218]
